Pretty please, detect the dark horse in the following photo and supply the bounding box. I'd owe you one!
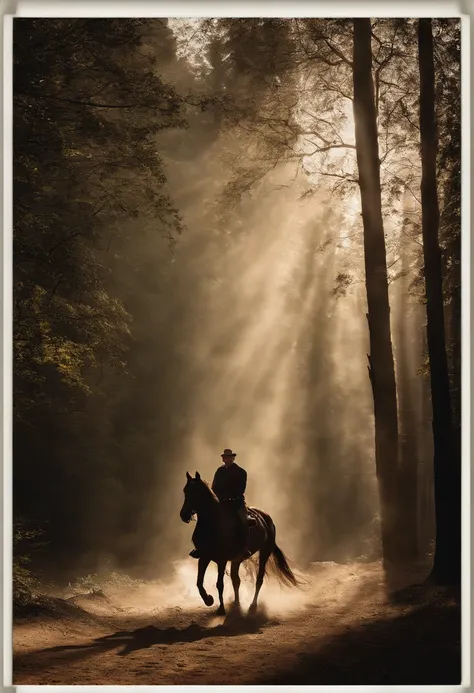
[180,471,299,615]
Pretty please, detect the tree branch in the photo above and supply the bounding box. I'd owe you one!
[21,92,173,111]
[324,38,353,67]
[301,140,356,154]
[310,170,359,184]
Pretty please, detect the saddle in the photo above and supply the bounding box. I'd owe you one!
[220,497,256,523]
[247,508,258,527]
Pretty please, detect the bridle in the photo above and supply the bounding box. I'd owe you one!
[181,494,197,523]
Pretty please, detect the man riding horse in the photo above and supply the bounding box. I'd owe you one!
[189,448,251,560]
[180,465,299,615]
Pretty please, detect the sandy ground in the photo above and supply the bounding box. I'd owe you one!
[13,560,461,686]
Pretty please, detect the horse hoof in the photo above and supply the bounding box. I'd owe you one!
[204,595,214,607]
[248,603,257,616]
[216,605,226,616]
[228,603,242,618]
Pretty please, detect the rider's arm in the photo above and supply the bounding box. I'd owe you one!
[236,468,247,497]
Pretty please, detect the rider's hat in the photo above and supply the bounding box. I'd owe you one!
[221,448,237,458]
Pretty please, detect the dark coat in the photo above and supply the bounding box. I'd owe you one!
[211,462,247,502]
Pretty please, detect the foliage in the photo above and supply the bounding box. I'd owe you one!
[13,517,47,608]
[66,569,147,597]
[13,19,187,567]
[14,19,186,420]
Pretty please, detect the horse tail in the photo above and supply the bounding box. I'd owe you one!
[269,543,302,588]
[247,509,306,588]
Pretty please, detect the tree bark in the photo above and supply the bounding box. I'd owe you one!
[352,19,399,566]
[418,18,461,584]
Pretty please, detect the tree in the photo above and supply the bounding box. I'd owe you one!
[13,18,187,572]
[418,18,460,583]
[351,19,400,566]
[392,192,423,562]
[435,19,461,435]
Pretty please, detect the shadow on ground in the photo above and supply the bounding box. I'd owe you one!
[257,596,461,685]
[14,604,277,670]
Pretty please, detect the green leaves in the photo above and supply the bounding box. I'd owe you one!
[14,19,186,424]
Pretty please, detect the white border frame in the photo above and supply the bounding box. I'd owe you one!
[2,3,471,692]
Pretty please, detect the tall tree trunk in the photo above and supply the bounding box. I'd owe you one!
[450,282,461,430]
[418,18,461,584]
[395,202,419,563]
[352,19,399,566]
[418,325,436,559]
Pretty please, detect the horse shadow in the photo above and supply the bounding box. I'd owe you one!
[34,605,277,659]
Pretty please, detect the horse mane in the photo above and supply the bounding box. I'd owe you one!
[197,477,219,503]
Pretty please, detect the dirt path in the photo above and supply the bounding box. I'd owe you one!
[13,561,460,685]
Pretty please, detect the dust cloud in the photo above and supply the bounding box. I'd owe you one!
[126,559,311,618]
[62,557,372,623]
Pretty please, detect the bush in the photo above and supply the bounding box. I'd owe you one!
[13,517,47,611]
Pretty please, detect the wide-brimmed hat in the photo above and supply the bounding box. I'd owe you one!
[221,448,237,458]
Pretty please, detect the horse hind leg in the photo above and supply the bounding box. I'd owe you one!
[249,549,270,616]
[230,560,242,609]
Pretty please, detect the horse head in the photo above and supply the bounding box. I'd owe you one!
[180,471,209,523]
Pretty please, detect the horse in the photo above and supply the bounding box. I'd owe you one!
[180,471,300,615]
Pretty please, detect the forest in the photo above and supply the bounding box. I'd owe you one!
[13,17,461,612]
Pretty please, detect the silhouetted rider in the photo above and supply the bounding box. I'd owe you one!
[189,448,251,559]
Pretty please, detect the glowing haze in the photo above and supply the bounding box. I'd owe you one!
[136,119,380,576]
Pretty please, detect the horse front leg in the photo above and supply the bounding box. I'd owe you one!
[216,560,227,615]
[197,557,214,607]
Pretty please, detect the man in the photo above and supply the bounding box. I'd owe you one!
[189,448,251,559]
